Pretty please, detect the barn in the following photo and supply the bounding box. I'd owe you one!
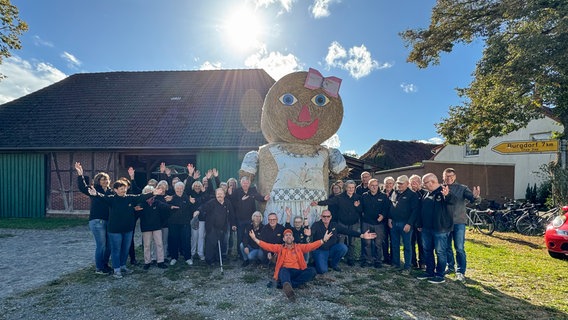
[0,69,275,217]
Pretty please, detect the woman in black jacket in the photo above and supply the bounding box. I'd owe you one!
[75,162,113,275]
[88,180,163,278]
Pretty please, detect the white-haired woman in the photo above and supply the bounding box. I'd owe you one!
[139,185,178,270]
[240,211,266,267]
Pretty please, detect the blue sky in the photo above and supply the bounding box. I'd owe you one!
[1,0,484,156]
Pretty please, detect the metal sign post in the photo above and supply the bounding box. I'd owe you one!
[561,139,567,169]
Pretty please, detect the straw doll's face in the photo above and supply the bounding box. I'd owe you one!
[261,71,343,145]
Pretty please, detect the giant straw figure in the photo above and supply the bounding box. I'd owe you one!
[240,68,348,224]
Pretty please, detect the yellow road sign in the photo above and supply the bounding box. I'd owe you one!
[491,139,558,154]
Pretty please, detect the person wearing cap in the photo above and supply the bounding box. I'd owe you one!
[310,210,377,274]
[248,227,333,302]
[388,175,420,274]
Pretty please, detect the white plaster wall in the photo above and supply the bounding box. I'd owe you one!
[434,117,563,199]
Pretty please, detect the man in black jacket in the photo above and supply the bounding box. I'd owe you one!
[360,178,390,268]
[228,176,269,259]
[194,188,236,266]
[409,174,426,270]
[311,210,377,274]
[388,175,420,274]
[311,180,362,266]
[416,173,455,284]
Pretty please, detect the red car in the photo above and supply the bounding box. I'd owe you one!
[545,206,568,259]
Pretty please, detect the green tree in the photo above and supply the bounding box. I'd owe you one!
[401,0,568,148]
[525,183,533,202]
[0,0,27,79]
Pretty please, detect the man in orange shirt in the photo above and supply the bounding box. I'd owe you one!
[249,228,332,302]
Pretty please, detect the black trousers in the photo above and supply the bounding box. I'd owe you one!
[205,228,225,265]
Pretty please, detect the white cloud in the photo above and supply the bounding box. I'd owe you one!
[325,41,390,79]
[253,0,296,12]
[199,61,222,70]
[322,133,341,149]
[310,0,341,18]
[417,137,445,145]
[254,0,341,18]
[325,41,347,68]
[400,82,418,93]
[33,35,53,47]
[244,46,302,80]
[61,51,81,68]
[0,56,67,104]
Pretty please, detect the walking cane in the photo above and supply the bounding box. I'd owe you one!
[218,239,224,274]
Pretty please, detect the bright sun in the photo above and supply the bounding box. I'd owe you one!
[225,8,263,51]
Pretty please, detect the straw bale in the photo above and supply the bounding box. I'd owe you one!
[260,71,343,145]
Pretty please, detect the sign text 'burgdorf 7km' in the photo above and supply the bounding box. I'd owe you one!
[491,139,558,155]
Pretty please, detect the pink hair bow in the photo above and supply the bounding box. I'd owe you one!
[304,68,342,98]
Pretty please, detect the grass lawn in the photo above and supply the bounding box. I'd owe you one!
[0,217,87,229]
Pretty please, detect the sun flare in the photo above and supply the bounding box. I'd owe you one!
[224,8,263,51]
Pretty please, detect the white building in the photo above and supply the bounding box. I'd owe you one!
[433,116,563,199]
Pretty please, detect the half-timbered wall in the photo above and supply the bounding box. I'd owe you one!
[48,151,117,213]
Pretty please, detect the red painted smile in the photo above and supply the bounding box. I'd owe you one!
[287,118,319,140]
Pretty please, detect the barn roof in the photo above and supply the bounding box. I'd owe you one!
[0,69,274,151]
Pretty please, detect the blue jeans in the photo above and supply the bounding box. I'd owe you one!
[312,243,348,274]
[278,267,317,288]
[108,231,133,270]
[421,228,449,277]
[390,222,413,269]
[446,223,467,274]
[89,219,110,271]
[239,243,266,263]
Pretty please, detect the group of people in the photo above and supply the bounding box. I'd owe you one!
[77,161,479,301]
[76,162,234,278]
[321,169,479,284]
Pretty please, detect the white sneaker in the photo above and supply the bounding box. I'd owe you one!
[199,255,205,261]
[186,258,193,266]
[113,272,123,279]
[121,266,134,274]
[456,272,466,282]
[170,259,177,266]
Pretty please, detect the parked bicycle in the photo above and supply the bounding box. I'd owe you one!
[466,206,495,235]
[516,206,561,236]
[493,198,534,232]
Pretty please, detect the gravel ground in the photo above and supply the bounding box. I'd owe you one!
[0,226,437,320]
[0,226,94,300]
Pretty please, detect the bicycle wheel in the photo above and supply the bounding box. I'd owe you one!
[515,214,544,236]
[473,212,495,235]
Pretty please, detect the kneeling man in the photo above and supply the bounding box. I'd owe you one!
[249,228,332,302]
